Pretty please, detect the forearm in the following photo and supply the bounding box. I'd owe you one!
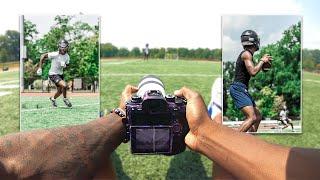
[38,54,47,68]
[251,60,264,76]
[0,113,124,178]
[197,120,290,179]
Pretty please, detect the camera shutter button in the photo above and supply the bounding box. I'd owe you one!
[165,94,175,102]
[131,95,142,103]
[175,97,184,105]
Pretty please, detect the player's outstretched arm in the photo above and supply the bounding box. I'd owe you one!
[0,85,138,179]
[38,53,48,69]
[174,86,320,179]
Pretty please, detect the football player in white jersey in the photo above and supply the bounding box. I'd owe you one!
[37,39,72,108]
[279,105,294,131]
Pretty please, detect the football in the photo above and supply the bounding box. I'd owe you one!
[262,61,272,72]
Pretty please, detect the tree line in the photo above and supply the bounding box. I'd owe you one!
[302,49,320,71]
[0,30,19,63]
[101,43,222,60]
[1,30,320,66]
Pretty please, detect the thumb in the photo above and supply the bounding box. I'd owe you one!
[185,132,198,151]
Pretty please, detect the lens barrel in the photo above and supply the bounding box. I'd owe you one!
[137,75,165,97]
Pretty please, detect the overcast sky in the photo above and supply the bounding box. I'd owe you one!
[0,0,318,49]
[222,15,301,62]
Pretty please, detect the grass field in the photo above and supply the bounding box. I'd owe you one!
[0,59,320,179]
[20,95,100,131]
[0,70,19,135]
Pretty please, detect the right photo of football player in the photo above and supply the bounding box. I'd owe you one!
[222,15,302,133]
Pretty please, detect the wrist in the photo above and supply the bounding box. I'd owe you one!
[196,117,220,154]
[99,113,126,144]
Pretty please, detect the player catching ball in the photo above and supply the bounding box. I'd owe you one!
[229,30,272,132]
[37,39,72,108]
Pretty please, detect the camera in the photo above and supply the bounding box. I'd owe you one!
[124,75,189,155]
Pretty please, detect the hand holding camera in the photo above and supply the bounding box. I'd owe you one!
[174,87,212,151]
[124,75,189,155]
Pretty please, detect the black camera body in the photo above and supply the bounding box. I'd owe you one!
[124,76,189,155]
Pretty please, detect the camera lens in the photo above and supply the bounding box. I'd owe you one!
[137,75,165,97]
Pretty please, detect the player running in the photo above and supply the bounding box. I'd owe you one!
[279,105,294,131]
[229,30,272,132]
[37,39,72,108]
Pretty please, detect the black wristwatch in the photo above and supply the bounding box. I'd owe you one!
[110,108,129,143]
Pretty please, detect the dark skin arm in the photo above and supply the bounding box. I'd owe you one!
[0,85,138,179]
[38,53,48,69]
[243,51,271,76]
[174,87,320,179]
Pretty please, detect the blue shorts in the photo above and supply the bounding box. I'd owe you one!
[229,82,256,109]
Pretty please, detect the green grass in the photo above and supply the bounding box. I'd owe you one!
[0,89,19,135]
[0,71,19,83]
[21,95,100,131]
[0,70,19,135]
[1,59,320,179]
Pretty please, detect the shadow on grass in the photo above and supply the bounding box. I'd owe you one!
[111,151,131,180]
[166,150,210,180]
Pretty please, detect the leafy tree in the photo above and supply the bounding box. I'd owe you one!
[101,43,118,57]
[130,47,141,57]
[118,47,130,57]
[0,30,20,63]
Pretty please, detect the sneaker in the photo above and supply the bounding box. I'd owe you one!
[63,98,72,108]
[49,97,57,107]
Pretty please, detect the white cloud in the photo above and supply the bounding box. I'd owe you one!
[0,0,316,49]
[222,35,242,61]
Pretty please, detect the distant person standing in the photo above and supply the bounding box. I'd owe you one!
[143,43,149,60]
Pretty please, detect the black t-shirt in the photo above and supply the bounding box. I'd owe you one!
[234,50,253,88]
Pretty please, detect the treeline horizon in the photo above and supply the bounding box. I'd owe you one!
[0,30,320,65]
[101,43,222,60]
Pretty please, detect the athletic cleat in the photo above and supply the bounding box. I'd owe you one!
[49,97,58,107]
[63,98,72,108]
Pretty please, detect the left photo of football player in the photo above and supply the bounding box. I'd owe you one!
[20,15,100,131]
